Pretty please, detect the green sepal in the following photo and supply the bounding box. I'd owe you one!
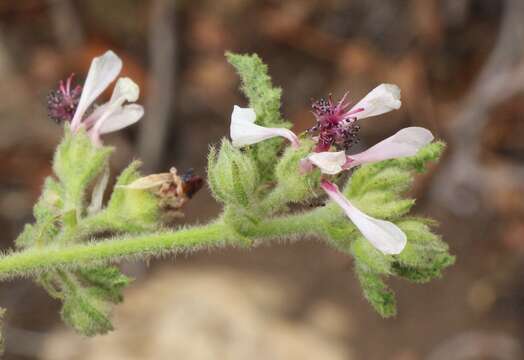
[259,138,321,215]
[352,192,415,220]
[351,235,392,275]
[392,219,455,283]
[395,141,446,172]
[207,139,260,208]
[16,177,63,248]
[36,177,64,218]
[14,224,36,249]
[344,141,445,201]
[53,126,113,212]
[104,161,160,232]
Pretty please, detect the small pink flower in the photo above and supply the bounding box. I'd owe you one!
[69,50,144,145]
[321,180,406,255]
[303,127,433,175]
[308,84,401,152]
[230,106,300,148]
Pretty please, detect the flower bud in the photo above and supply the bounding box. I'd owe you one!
[207,139,260,208]
[274,139,320,203]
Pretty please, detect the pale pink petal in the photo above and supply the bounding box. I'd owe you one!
[299,158,314,174]
[230,105,299,148]
[349,84,401,120]
[110,77,140,103]
[98,104,144,134]
[83,103,109,129]
[90,78,141,137]
[307,151,347,175]
[71,50,122,130]
[321,181,407,255]
[83,77,141,130]
[347,127,434,168]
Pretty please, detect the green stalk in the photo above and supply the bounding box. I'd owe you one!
[0,211,325,280]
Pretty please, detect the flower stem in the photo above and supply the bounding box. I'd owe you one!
[0,210,327,279]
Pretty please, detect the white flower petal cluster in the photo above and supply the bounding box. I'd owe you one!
[71,50,144,145]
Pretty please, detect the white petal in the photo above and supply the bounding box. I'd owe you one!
[348,127,434,167]
[350,84,401,120]
[71,50,122,129]
[86,77,141,132]
[98,104,144,134]
[321,181,407,255]
[230,106,299,148]
[307,151,347,175]
[87,165,110,215]
[111,77,140,103]
[82,103,109,129]
[231,105,256,124]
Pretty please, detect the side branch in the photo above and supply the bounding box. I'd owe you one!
[0,211,325,279]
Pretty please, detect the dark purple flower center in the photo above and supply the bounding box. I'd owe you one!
[308,93,364,152]
[47,74,82,123]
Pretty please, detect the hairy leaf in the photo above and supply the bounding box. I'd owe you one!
[226,52,291,181]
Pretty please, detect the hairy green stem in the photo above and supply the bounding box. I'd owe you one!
[259,186,291,215]
[0,211,326,279]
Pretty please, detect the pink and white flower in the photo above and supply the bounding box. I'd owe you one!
[321,180,406,255]
[304,127,433,175]
[308,84,401,152]
[69,50,144,145]
[230,106,300,148]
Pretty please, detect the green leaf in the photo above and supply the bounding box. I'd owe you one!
[105,160,142,210]
[355,263,396,317]
[226,52,285,127]
[61,286,114,336]
[77,266,131,303]
[226,52,291,181]
[57,267,131,336]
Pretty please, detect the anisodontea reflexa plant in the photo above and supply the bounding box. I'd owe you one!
[0,50,454,350]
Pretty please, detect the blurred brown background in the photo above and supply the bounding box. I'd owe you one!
[1,0,524,359]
